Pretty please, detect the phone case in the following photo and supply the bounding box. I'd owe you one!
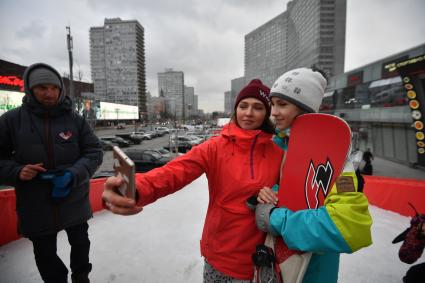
[112,146,136,199]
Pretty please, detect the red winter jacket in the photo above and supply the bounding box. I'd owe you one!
[135,122,283,279]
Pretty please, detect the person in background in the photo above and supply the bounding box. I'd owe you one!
[102,79,284,282]
[255,67,373,283]
[362,148,374,175]
[0,63,103,283]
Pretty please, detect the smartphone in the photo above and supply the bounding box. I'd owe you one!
[112,146,136,199]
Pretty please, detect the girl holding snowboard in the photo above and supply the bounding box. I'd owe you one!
[255,67,373,283]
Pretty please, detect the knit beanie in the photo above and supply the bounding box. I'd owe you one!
[270,67,327,113]
[28,67,62,90]
[234,79,271,115]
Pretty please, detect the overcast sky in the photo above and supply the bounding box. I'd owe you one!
[1,0,424,113]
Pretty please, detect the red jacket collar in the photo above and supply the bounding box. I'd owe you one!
[220,122,273,144]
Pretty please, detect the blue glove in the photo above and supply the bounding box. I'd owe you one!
[40,170,73,198]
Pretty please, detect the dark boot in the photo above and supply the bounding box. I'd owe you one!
[71,271,90,283]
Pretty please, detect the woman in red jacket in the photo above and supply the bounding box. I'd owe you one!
[102,79,283,282]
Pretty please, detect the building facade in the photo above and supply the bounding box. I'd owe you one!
[323,44,425,167]
[0,59,94,116]
[244,0,346,87]
[184,86,195,119]
[229,77,246,114]
[158,69,184,119]
[224,91,232,114]
[90,18,146,118]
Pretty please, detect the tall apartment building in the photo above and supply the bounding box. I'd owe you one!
[229,77,246,112]
[185,85,199,118]
[224,91,232,114]
[193,95,199,116]
[244,0,346,87]
[158,69,184,119]
[90,18,146,116]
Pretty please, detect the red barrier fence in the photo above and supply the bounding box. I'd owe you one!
[0,178,106,246]
[363,176,425,217]
[1,176,424,246]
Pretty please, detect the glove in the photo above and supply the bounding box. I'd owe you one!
[255,204,278,236]
[246,195,259,211]
[40,170,73,199]
[399,214,425,264]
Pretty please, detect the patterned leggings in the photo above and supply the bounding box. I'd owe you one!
[203,260,252,283]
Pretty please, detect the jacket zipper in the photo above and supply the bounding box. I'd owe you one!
[44,113,59,230]
[44,112,54,169]
[250,135,258,179]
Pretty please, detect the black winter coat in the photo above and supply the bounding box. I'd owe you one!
[0,63,103,237]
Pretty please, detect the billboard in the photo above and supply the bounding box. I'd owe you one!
[0,90,138,121]
[97,101,138,120]
[0,90,24,116]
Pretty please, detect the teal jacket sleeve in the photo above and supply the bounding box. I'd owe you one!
[270,205,352,253]
[270,172,373,253]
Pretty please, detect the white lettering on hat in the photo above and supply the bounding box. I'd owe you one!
[259,90,270,102]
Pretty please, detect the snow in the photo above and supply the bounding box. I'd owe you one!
[0,175,418,282]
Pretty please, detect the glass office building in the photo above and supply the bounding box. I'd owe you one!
[323,44,425,167]
[244,0,346,87]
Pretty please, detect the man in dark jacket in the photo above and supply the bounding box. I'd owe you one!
[0,63,103,283]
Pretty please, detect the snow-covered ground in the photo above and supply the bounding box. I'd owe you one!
[0,175,417,282]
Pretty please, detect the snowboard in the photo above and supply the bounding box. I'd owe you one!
[274,113,352,283]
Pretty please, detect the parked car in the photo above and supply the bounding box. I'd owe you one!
[100,136,130,148]
[100,139,117,151]
[163,140,193,153]
[154,147,180,159]
[154,126,170,134]
[132,131,152,140]
[171,135,201,146]
[146,130,159,138]
[115,133,142,145]
[116,123,126,129]
[124,149,172,172]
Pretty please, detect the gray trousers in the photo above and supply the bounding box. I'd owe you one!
[203,260,252,283]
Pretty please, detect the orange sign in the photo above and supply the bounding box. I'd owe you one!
[0,76,24,91]
[407,90,416,99]
[409,100,420,109]
[414,121,424,130]
[404,83,413,90]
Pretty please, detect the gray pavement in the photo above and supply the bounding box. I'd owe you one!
[371,156,425,180]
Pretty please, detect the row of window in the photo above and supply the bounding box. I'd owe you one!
[320,79,407,111]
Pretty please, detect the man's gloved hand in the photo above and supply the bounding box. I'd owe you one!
[40,170,73,199]
[255,204,278,236]
[398,214,425,264]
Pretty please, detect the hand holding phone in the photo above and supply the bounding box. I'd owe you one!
[112,146,136,199]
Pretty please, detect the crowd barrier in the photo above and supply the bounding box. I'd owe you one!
[1,176,424,246]
[363,176,425,216]
[0,178,106,246]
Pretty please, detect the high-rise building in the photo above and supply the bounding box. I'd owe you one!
[193,95,199,116]
[245,0,346,87]
[224,91,232,114]
[184,85,195,118]
[158,69,184,119]
[90,18,146,116]
[230,77,246,111]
